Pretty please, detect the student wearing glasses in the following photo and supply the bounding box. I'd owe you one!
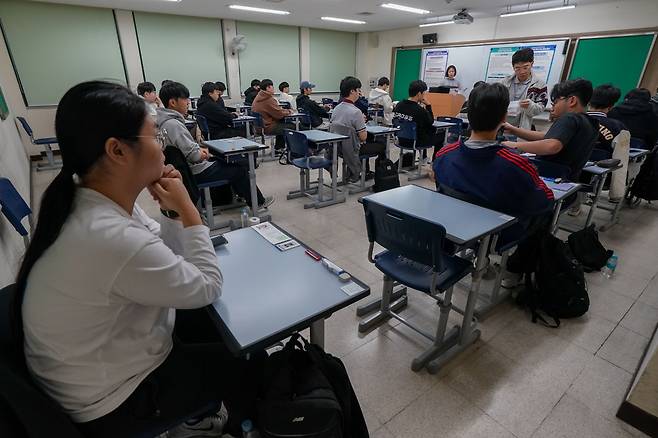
[14,81,261,438]
[503,78,599,183]
[501,48,548,130]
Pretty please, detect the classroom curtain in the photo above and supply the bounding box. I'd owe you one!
[0,1,126,106]
[134,12,227,97]
[236,21,300,93]
[309,29,357,93]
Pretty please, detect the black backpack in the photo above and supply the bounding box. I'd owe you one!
[257,335,368,438]
[518,232,589,327]
[568,225,613,272]
[373,158,400,193]
[631,147,658,201]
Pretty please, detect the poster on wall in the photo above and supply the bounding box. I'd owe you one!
[0,85,8,121]
[485,44,557,82]
[421,49,449,87]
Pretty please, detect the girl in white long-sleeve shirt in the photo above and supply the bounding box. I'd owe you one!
[13,81,250,438]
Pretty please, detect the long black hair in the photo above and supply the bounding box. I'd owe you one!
[11,81,147,351]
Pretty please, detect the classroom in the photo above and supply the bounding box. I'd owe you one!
[1,0,658,437]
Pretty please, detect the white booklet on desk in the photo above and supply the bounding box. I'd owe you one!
[251,222,291,245]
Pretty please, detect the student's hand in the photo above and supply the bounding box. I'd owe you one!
[200,148,210,160]
[155,96,163,107]
[502,122,515,133]
[149,177,201,226]
[519,99,531,109]
[160,164,182,181]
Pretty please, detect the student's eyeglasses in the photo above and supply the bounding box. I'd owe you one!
[127,129,167,149]
[551,96,567,105]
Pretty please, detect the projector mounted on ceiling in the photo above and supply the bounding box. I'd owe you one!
[452,9,473,24]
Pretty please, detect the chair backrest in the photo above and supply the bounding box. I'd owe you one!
[392,117,417,142]
[163,146,200,204]
[283,129,310,158]
[630,137,648,150]
[329,123,359,155]
[15,117,33,139]
[362,198,447,272]
[194,114,210,140]
[0,178,31,237]
[322,98,335,107]
[279,101,291,109]
[295,108,313,128]
[435,116,463,137]
[530,157,571,179]
[589,148,611,162]
[249,111,264,128]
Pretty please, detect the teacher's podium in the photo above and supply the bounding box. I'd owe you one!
[426,93,465,117]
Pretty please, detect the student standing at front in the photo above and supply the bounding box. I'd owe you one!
[13,81,259,437]
[501,48,548,130]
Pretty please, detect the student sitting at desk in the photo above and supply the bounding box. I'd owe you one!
[368,77,394,125]
[296,80,330,128]
[251,78,294,150]
[587,84,627,156]
[608,88,658,149]
[501,48,548,130]
[331,76,386,182]
[14,80,261,438]
[157,81,272,208]
[215,81,231,110]
[433,82,554,246]
[393,80,445,154]
[243,79,260,105]
[137,81,162,118]
[503,78,599,182]
[196,82,244,140]
[278,81,296,110]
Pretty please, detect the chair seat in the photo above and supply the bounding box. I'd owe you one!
[292,156,332,169]
[198,180,230,189]
[34,137,58,145]
[374,251,473,293]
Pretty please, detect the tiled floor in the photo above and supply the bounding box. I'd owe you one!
[31,154,658,438]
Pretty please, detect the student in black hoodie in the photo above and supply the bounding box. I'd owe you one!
[243,79,260,105]
[296,80,330,128]
[393,80,444,152]
[609,88,658,148]
[196,82,244,140]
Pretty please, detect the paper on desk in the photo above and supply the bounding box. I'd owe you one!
[251,222,291,245]
[341,282,364,296]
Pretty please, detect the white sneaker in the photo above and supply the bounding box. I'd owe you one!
[167,408,228,438]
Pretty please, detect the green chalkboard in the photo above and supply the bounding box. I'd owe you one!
[568,34,655,103]
[392,48,421,102]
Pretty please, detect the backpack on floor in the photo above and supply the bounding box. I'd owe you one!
[257,334,368,438]
[373,158,400,193]
[518,232,589,327]
[630,147,658,201]
[567,225,613,272]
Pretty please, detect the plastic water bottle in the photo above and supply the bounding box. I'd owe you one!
[602,255,618,279]
[240,207,249,228]
[241,420,260,438]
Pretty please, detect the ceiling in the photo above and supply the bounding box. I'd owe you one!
[37,0,614,32]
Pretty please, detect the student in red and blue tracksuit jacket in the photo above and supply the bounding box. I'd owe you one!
[433,82,554,245]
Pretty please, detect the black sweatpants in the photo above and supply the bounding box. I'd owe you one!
[195,161,265,206]
[268,122,296,149]
[77,309,263,438]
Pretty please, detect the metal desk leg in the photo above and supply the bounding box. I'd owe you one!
[311,141,346,209]
[245,121,252,139]
[295,119,300,131]
[585,175,606,228]
[310,319,325,347]
[550,199,564,234]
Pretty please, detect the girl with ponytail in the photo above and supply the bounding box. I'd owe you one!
[13,81,247,437]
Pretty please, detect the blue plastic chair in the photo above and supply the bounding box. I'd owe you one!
[195,114,210,141]
[0,177,32,249]
[295,108,313,129]
[16,117,62,171]
[284,129,332,204]
[358,199,473,371]
[630,137,648,150]
[392,118,432,180]
[435,116,463,143]
[321,98,336,108]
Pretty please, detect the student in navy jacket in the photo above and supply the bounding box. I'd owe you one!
[433,82,554,246]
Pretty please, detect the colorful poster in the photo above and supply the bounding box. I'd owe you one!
[485,45,557,82]
[421,49,449,87]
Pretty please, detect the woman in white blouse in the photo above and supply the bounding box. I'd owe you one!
[12,81,251,438]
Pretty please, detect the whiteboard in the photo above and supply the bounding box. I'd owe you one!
[420,39,568,97]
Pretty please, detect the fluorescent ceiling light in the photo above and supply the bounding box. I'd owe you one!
[381,3,430,14]
[162,0,182,2]
[321,17,367,24]
[500,5,575,17]
[419,21,453,27]
[229,5,290,15]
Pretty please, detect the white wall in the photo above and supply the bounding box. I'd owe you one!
[356,0,658,94]
[0,75,31,288]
